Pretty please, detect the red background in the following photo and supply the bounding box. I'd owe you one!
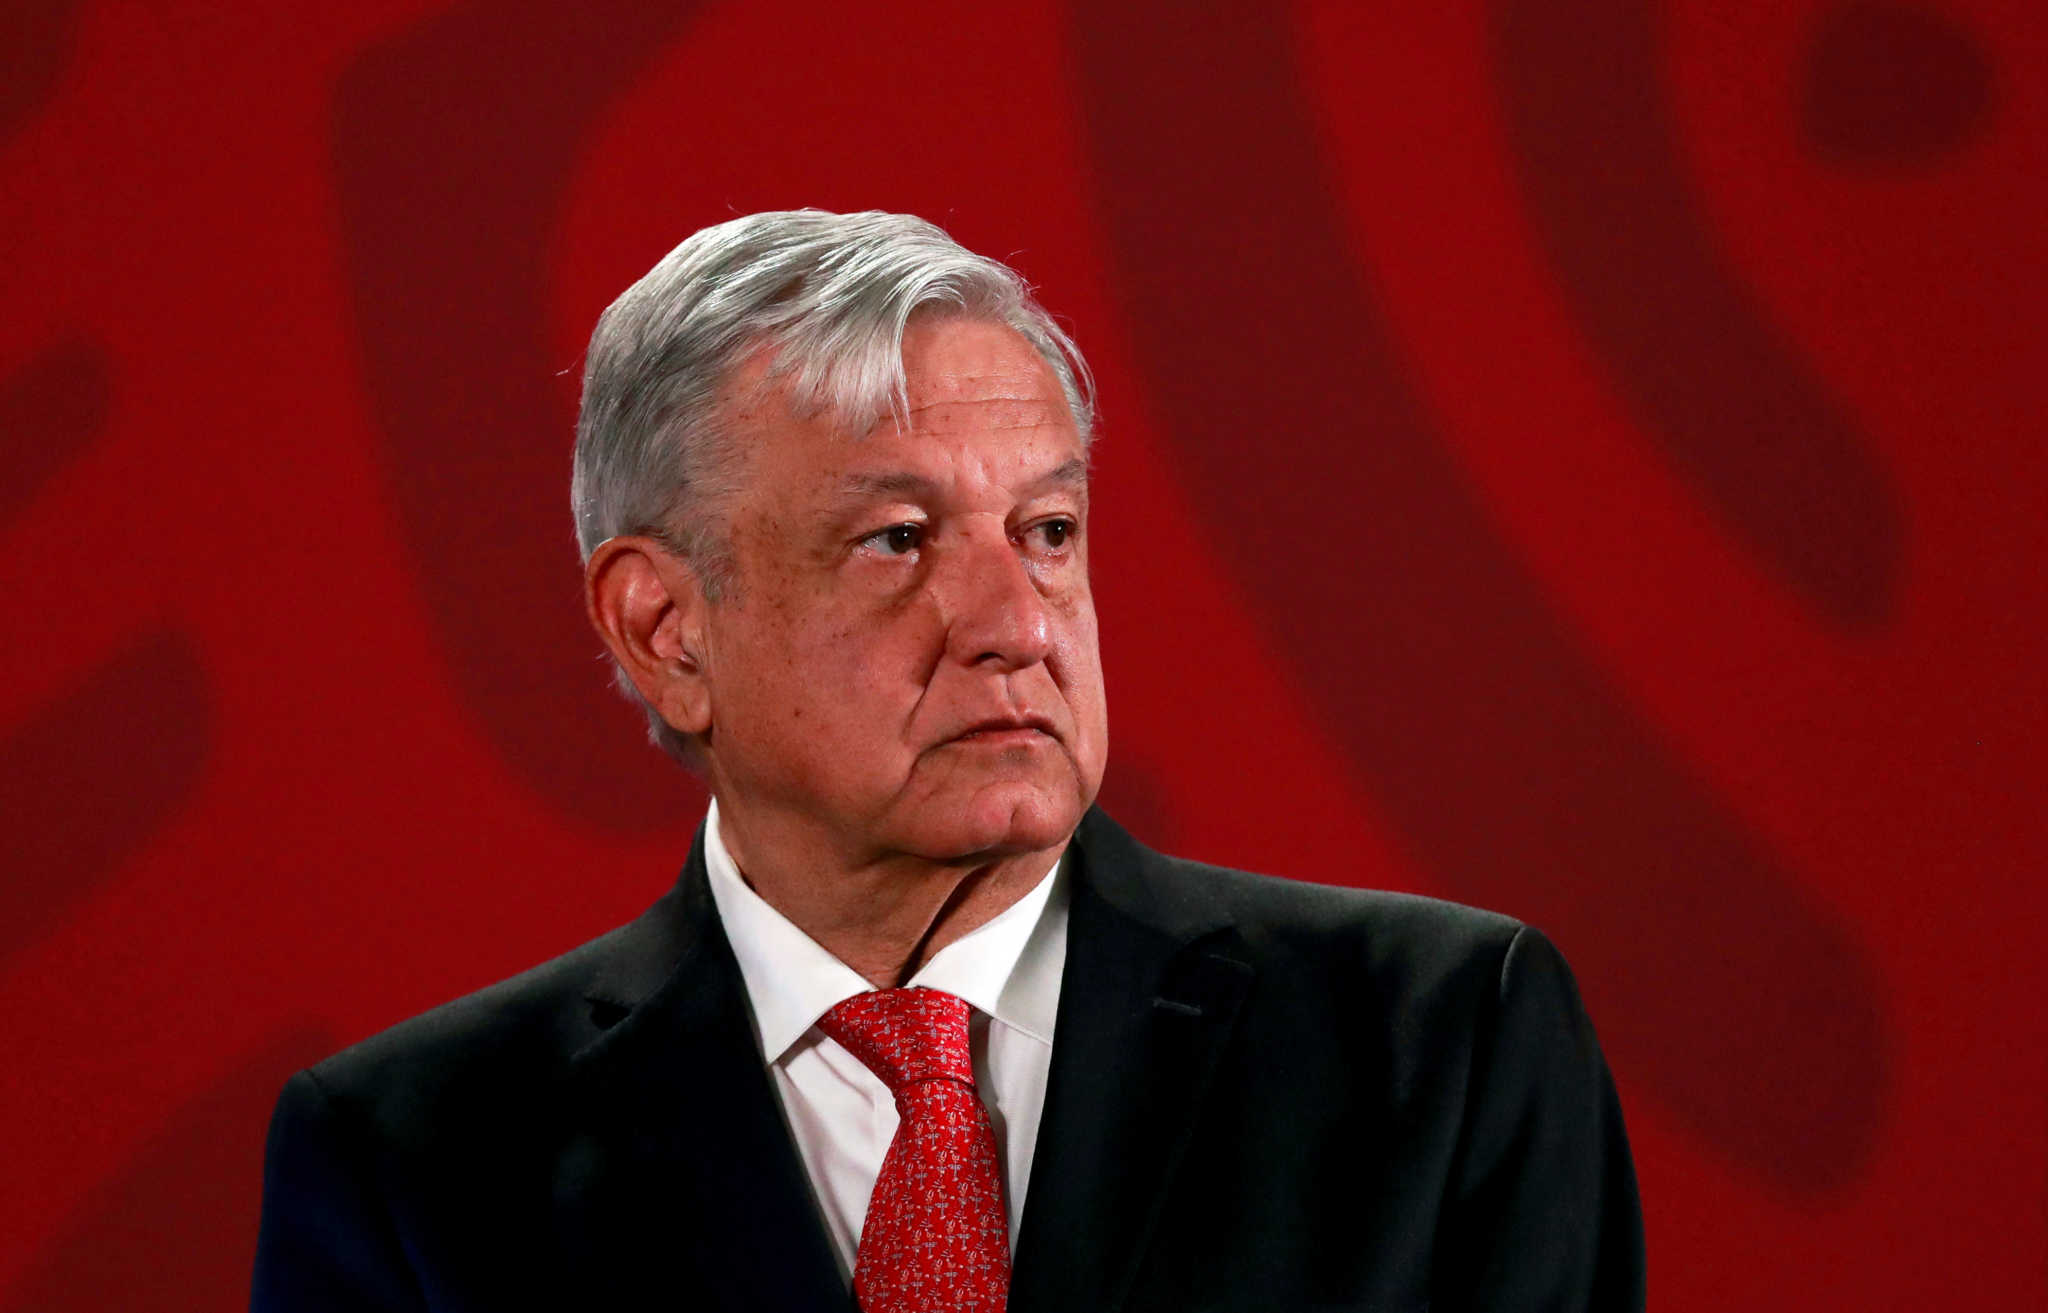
[3,0,2043,1305]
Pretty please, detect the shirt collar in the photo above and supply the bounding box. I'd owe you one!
[702,797,1067,1065]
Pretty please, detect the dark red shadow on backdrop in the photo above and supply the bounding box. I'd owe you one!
[0,630,211,968]
[333,0,710,836]
[0,0,84,147]
[9,1027,333,1313]
[1074,0,1884,1194]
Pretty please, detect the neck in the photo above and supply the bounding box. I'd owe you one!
[712,801,1065,987]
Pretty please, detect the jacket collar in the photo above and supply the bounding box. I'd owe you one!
[558,809,1255,1313]
[1009,808,1256,1313]
[559,826,852,1309]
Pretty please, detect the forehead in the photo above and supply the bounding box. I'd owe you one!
[733,317,1083,492]
[896,316,1070,423]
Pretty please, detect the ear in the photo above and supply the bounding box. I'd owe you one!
[584,535,713,737]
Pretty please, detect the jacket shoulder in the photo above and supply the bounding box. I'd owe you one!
[1175,850,1539,1001]
[1190,850,1521,942]
[298,888,685,1143]
[1076,808,1531,980]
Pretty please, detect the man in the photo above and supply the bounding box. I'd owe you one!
[253,210,1643,1311]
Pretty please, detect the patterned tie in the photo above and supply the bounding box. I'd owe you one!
[816,986,1011,1313]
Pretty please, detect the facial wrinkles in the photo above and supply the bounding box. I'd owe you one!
[895,525,1057,737]
[726,327,1090,734]
[864,488,1083,760]
[648,317,1101,933]
[906,395,1068,435]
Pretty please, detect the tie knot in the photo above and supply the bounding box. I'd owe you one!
[817,987,976,1093]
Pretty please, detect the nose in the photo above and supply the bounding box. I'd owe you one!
[935,525,1053,671]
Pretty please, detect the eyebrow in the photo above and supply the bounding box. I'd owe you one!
[832,457,1090,504]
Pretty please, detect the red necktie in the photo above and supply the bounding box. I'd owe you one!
[817,987,1012,1313]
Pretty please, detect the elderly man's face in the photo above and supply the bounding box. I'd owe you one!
[698,315,1107,865]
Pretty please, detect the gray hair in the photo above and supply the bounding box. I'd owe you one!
[570,209,1096,764]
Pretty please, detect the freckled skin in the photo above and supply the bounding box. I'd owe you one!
[694,315,1108,983]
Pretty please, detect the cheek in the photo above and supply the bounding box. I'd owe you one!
[742,606,924,736]
[1049,593,1108,716]
[1050,583,1101,660]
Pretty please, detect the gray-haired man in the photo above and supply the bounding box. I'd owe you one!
[254,210,1643,1312]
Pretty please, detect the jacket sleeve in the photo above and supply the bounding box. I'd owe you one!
[1434,925,1645,1311]
[250,1069,426,1313]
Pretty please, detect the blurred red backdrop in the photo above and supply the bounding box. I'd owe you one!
[3,0,2043,1306]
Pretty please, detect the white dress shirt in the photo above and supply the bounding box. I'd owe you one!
[701,799,1069,1281]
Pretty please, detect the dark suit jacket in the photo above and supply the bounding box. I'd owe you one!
[252,809,1643,1311]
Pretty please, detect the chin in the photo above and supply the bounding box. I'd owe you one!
[920,781,1085,863]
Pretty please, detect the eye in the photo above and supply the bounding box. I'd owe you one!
[1025,517,1077,552]
[862,522,926,556]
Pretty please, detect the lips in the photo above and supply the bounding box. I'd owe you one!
[950,714,1058,743]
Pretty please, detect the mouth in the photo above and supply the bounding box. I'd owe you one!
[950,715,1058,746]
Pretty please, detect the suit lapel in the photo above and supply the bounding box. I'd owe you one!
[1010,810,1255,1313]
[552,830,851,1310]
